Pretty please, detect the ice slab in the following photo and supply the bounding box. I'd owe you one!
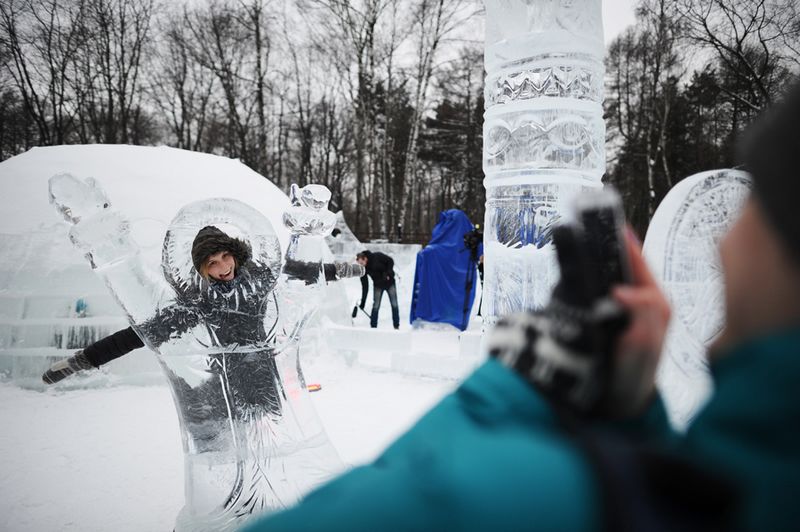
[644,169,752,428]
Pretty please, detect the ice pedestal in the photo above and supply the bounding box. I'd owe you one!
[482,0,605,322]
[49,174,342,531]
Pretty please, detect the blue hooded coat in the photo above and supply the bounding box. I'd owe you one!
[409,209,481,331]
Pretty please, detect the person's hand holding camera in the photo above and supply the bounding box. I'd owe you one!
[607,228,671,418]
[488,189,669,419]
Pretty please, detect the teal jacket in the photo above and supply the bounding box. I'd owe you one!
[244,329,800,531]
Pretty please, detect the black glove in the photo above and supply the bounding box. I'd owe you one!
[488,207,630,416]
[351,306,359,318]
[42,349,94,384]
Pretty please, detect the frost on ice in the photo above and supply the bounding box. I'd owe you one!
[48,173,343,531]
[644,169,752,428]
[482,0,605,322]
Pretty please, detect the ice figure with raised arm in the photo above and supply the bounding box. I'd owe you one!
[47,173,363,531]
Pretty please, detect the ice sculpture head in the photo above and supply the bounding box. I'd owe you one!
[48,173,111,223]
[283,183,336,236]
[163,198,281,296]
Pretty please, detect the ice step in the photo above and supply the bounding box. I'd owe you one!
[324,325,486,380]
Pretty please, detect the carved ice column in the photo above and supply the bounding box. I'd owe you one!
[482,0,605,322]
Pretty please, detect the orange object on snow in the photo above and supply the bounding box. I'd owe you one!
[307,383,322,392]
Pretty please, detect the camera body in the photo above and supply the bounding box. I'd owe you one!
[551,188,632,310]
[463,228,483,262]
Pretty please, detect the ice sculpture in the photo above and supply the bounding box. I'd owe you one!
[49,174,342,531]
[483,0,605,322]
[325,211,363,260]
[643,169,752,428]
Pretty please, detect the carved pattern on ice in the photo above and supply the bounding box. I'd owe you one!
[486,63,602,105]
[485,112,604,171]
[644,169,751,428]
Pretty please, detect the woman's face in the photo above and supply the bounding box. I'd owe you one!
[204,251,236,281]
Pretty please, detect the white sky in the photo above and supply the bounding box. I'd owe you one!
[603,0,639,44]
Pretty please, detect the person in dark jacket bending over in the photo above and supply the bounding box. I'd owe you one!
[43,225,362,384]
[357,250,399,329]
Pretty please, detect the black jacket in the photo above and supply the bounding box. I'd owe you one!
[360,251,395,306]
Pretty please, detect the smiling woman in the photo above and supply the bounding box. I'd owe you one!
[203,252,235,281]
[190,226,251,283]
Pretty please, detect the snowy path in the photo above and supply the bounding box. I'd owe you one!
[0,358,456,532]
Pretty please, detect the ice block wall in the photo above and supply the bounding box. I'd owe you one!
[483,0,605,322]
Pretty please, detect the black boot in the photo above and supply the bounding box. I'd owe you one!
[42,350,94,384]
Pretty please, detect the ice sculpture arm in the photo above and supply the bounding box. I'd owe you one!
[48,173,175,328]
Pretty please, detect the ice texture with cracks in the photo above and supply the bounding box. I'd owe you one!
[48,173,344,531]
[643,169,752,428]
[482,0,605,322]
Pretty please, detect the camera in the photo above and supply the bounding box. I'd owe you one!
[463,227,483,262]
[551,187,632,310]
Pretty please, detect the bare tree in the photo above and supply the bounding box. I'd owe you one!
[303,0,394,235]
[0,0,88,144]
[183,0,255,166]
[399,0,475,229]
[679,0,800,110]
[605,0,683,232]
[73,0,155,143]
[150,14,215,151]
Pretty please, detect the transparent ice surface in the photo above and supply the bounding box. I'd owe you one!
[483,1,604,320]
[48,174,343,531]
[482,183,587,320]
[643,169,752,428]
[484,108,605,175]
[49,173,111,224]
[325,211,363,260]
[485,0,603,69]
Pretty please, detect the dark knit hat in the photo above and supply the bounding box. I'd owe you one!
[737,79,800,261]
[191,226,251,274]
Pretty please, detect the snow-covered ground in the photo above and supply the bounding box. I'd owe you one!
[0,355,457,532]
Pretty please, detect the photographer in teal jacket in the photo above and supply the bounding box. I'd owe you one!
[244,81,800,531]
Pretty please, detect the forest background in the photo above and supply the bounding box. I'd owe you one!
[2,0,799,242]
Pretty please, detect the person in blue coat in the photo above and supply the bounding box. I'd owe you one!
[410,209,481,331]
[244,80,800,532]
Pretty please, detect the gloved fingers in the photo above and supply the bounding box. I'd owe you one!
[551,225,591,307]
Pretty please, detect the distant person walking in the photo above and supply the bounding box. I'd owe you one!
[357,250,399,329]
